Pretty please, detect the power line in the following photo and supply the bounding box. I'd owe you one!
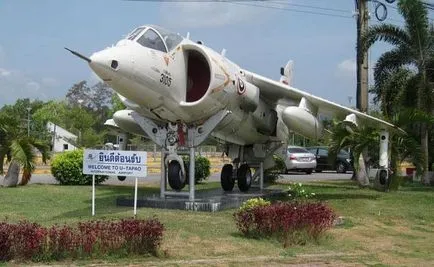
[226,1,354,19]
[267,1,350,14]
[125,0,355,19]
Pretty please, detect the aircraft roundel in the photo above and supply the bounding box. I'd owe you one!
[237,77,246,95]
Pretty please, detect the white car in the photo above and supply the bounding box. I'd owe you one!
[284,146,317,174]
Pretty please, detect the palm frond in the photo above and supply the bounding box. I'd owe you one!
[373,68,415,117]
[361,24,410,53]
[374,47,413,85]
[29,138,50,164]
[10,138,36,185]
[398,0,430,49]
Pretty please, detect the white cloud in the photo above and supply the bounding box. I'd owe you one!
[0,70,58,106]
[161,2,277,28]
[26,81,41,91]
[0,68,11,77]
[337,58,356,76]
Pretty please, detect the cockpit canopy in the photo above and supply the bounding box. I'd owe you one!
[126,25,184,53]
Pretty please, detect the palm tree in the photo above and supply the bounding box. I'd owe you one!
[0,113,49,186]
[327,108,430,189]
[370,67,415,118]
[362,0,434,182]
[327,120,379,187]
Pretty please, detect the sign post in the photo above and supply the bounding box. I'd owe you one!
[83,149,147,216]
[134,177,138,217]
[92,175,95,216]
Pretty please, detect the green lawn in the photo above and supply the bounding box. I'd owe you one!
[1,179,434,266]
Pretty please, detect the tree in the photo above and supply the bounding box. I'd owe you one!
[327,120,379,187]
[66,81,91,108]
[0,112,49,186]
[362,0,434,181]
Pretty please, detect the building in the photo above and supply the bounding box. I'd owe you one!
[47,122,78,152]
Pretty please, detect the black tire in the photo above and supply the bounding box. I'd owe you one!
[220,164,234,191]
[117,176,126,181]
[315,169,322,173]
[336,162,346,173]
[306,169,313,174]
[168,161,186,191]
[237,164,252,192]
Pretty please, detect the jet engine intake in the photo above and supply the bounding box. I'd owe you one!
[282,106,323,139]
[185,49,211,102]
[237,78,259,112]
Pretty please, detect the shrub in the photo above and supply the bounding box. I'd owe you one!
[288,182,316,199]
[51,149,108,185]
[264,155,285,183]
[234,201,336,247]
[0,218,164,262]
[239,197,271,211]
[0,221,47,261]
[183,155,211,184]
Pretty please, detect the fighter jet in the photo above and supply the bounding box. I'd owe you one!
[66,25,399,196]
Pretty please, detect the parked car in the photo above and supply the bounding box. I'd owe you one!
[284,146,317,174]
[306,146,353,173]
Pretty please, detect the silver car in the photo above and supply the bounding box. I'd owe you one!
[284,146,317,174]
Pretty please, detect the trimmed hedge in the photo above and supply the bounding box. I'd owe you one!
[0,218,164,262]
[51,150,108,185]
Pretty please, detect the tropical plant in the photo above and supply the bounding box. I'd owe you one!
[0,112,50,186]
[362,0,434,181]
[327,108,429,189]
[327,120,379,186]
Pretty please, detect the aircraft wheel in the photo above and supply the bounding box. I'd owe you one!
[237,164,252,192]
[117,176,126,181]
[315,169,322,173]
[220,164,234,191]
[168,161,186,191]
[306,169,313,175]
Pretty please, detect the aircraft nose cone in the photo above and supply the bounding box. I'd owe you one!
[89,49,118,81]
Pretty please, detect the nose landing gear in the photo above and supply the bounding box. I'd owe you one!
[132,110,230,200]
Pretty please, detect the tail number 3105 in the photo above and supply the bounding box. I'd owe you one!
[160,73,172,87]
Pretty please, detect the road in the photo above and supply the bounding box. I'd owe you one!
[28,171,352,185]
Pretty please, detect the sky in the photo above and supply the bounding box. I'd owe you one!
[0,0,413,108]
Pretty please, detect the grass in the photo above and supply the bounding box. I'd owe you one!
[1,178,434,266]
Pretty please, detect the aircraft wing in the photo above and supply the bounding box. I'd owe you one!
[242,70,404,133]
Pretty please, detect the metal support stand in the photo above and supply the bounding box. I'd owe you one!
[259,162,264,190]
[160,149,165,198]
[132,110,231,201]
[249,162,264,190]
[189,147,195,201]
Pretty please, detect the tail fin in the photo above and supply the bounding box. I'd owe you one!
[279,60,294,86]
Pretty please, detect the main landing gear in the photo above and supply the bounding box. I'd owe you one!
[220,163,252,192]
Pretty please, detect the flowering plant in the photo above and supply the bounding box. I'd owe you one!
[288,182,316,199]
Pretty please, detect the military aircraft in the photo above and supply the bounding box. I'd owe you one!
[67,24,398,198]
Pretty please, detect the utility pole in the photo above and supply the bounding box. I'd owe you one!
[26,107,31,137]
[356,0,369,113]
